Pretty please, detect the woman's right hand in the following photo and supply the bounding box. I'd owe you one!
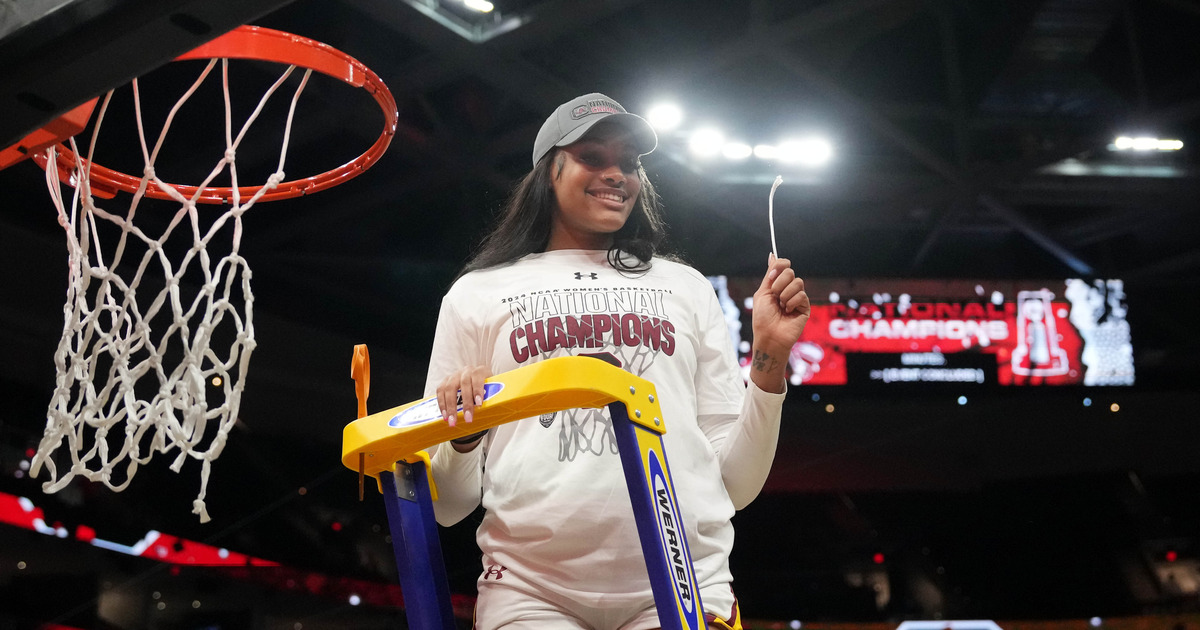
[436,365,493,429]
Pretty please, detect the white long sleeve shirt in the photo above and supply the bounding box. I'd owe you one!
[425,249,785,606]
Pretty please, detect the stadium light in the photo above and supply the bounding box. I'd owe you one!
[463,0,494,12]
[1111,136,1183,151]
[689,128,724,158]
[779,138,832,165]
[647,103,683,131]
[753,144,779,159]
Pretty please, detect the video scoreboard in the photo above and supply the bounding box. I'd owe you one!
[710,277,1134,387]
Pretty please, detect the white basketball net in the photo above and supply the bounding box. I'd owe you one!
[29,59,312,522]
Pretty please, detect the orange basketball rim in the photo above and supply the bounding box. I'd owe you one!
[2,24,398,203]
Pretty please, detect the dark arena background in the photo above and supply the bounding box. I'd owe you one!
[2,1,1199,628]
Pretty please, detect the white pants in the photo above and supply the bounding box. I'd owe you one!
[473,559,738,630]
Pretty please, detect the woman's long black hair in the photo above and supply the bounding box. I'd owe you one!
[458,146,674,280]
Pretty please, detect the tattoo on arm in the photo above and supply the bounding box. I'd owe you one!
[752,350,780,373]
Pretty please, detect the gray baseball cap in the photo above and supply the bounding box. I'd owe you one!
[531,93,658,167]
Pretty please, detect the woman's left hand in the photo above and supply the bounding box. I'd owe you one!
[749,253,811,392]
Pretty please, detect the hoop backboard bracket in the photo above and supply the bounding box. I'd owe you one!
[0,0,295,151]
[0,97,96,171]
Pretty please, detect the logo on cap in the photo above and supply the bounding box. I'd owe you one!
[570,99,625,120]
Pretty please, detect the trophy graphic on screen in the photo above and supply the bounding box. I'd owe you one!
[1011,290,1070,377]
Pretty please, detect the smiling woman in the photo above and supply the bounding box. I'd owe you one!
[548,125,645,250]
[459,93,665,276]
[421,92,811,630]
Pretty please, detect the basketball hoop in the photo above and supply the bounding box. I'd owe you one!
[19,25,397,522]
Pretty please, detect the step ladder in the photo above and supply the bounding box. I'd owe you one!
[343,349,707,630]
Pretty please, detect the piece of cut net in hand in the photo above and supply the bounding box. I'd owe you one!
[21,26,396,522]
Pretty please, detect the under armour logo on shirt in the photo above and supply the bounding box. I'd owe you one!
[574,272,598,280]
[483,564,508,580]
